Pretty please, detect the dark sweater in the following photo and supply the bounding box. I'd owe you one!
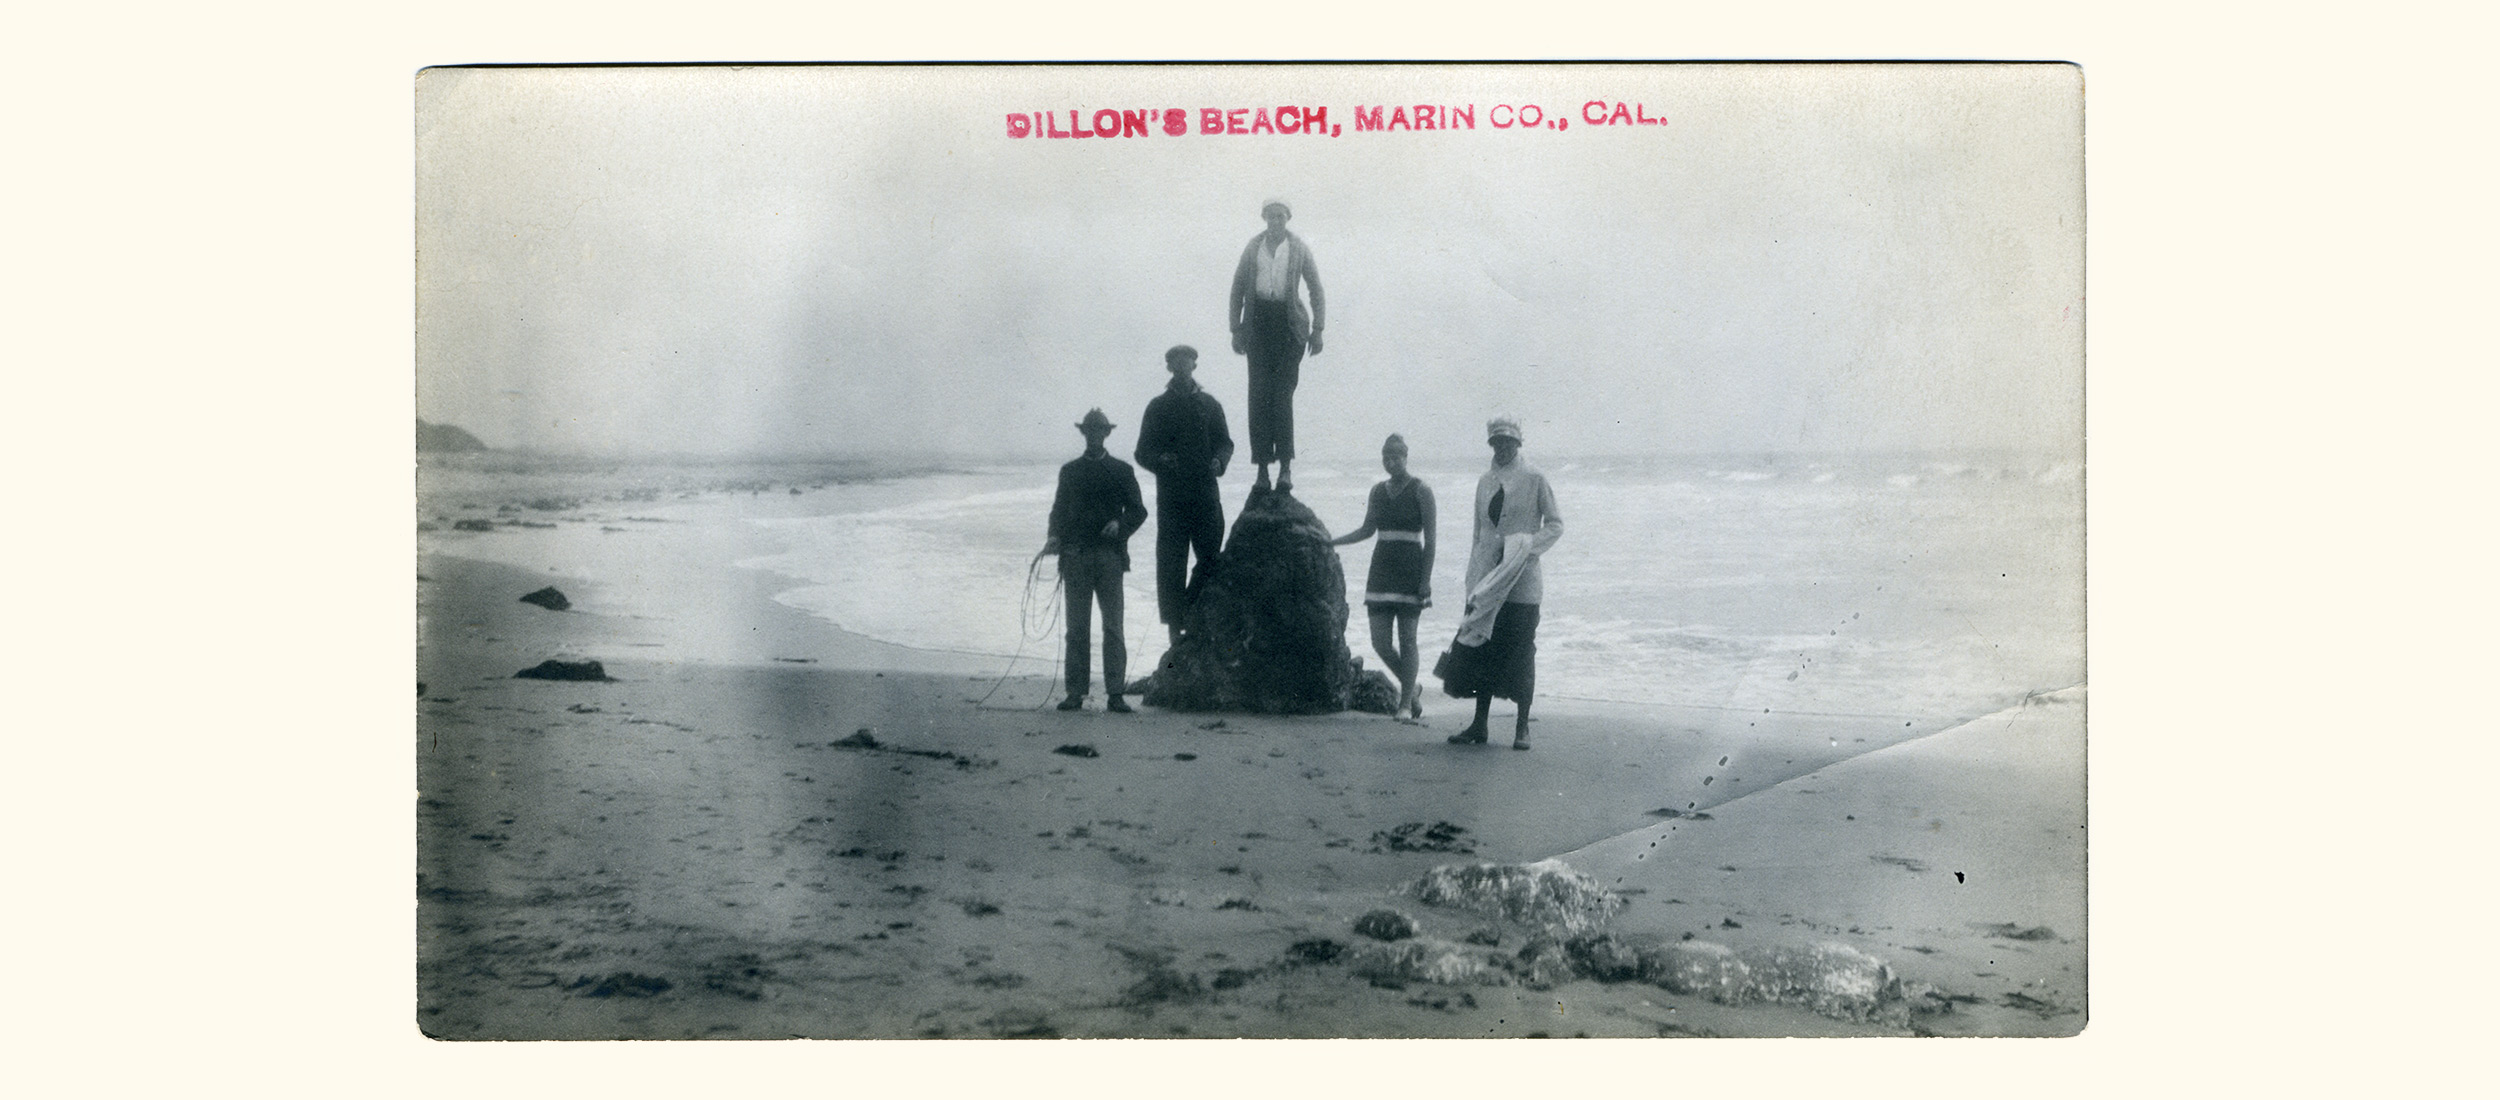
[1048,449,1149,566]
[1135,381,1234,497]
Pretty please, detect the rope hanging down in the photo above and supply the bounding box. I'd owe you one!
[974,552,1064,709]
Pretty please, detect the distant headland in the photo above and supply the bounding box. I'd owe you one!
[417,419,488,453]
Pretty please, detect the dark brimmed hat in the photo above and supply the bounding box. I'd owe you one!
[1165,345,1198,365]
[1076,408,1116,433]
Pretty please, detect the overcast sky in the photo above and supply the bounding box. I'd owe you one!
[417,64,2080,462]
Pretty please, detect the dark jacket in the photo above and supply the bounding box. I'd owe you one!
[1048,450,1149,569]
[1135,381,1234,497]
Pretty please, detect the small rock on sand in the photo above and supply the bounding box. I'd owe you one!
[518,586,571,611]
[568,972,670,998]
[1353,909,1420,942]
[1285,939,1346,965]
[514,659,611,682]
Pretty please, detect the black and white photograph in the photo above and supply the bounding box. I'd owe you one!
[414,62,2084,1039]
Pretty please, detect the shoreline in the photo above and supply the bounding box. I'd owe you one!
[420,448,2080,721]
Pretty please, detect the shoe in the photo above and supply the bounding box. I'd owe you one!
[1254,468,1273,490]
[1106,696,1134,714]
[1447,728,1488,745]
[1511,738,1532,752]
[1057,695,1085,711]
[1276,477,1293,493]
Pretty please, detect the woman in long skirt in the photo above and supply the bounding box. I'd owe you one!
[1330,434,1436,719]
[1444,417,1562,750]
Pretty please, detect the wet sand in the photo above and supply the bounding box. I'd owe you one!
[418,549,2083,1039]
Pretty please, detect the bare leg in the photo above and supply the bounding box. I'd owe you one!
[1396,608,1422,718]
[1366,609,1400,697]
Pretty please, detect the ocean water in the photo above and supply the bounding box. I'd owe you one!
[728,453,2083,721]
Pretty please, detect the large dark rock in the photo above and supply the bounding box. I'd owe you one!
[518,586,570,611]
[1143,489,1371,714]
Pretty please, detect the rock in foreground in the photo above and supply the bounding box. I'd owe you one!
[1407,859,1626,937]
[515,659,611,682]
[1144,489,1373,714]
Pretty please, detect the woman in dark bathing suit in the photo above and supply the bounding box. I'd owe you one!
[1330,434,1437,719]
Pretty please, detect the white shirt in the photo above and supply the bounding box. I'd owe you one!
[1253,236,1294,299]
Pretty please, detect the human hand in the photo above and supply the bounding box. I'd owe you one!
[1307,331,1324,355]
[1041,537,1061,557]
[1100,519,1122,539]
[1230,331,1247,355]
[1210,456,1226,477]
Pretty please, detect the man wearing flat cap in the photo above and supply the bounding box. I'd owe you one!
[1228,199,1325,492]
[1043,408,1149,713]
[1135,345,1234,647]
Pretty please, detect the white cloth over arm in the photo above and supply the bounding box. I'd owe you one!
[1454,460,1565,647]
[1456,532,1536,646]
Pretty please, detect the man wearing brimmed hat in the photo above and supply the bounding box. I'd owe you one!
[1135,344,1234,647]
[1227,199,1325,492]
[1443,416,1564,750]
[1043,408,1149,712]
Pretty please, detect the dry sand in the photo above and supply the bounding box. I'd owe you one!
[418,548,2083,1039]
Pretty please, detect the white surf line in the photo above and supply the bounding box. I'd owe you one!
[1544,681,2087,867]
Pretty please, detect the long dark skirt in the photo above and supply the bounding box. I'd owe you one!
[1435,602,1539,702]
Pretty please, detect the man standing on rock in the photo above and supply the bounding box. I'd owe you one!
[1228,199,1324,493]
[1135,345,1234,648]
[1042,409,1149,713]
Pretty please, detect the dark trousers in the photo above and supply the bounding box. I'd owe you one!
[1244,301,1303,465]
[1155,488,1225,627]
[1060,545,1127,695]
